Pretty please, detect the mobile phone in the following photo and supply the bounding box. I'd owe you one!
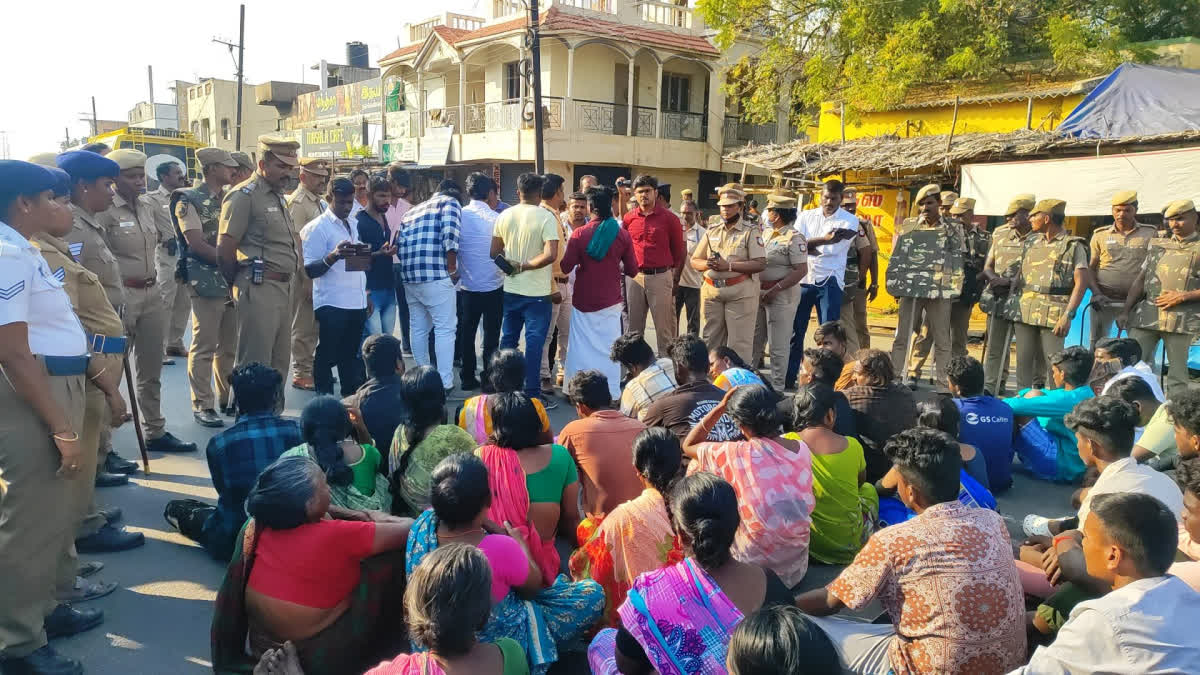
[250,257,265,285]
[493,254,516,275]
[711,251,722,260]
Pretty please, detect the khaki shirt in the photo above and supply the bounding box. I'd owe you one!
[220,175,299,275]
[141,185,176,244]
[692,217,766,280]
[65,202,123,310]
[100,193,159,282]
[678,223,705,289]
[1090,222,1158,299]
[761,224,808,282]
[287,184,324,235]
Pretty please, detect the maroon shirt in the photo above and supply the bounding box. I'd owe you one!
[560,218,639,312]
[622,205,685,270]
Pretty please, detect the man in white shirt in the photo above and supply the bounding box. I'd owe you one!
[457,172,504,391]
[385,164,414,355]
[1096,336,1164,401]
[1016,492,1200,674]
[785,179,860,388]
[301,177,370,397]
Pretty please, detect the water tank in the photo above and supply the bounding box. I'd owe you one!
[346,42,369,68]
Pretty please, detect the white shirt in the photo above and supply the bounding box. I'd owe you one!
[0,221,88,356]
[458,200,504,293]
[300,209,367,311]
[1102,362,1165,402]
[1076,457,1183,529]
[794,207,859,286]
[1015,575,1200,674]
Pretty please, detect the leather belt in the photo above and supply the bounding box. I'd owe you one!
[639,266,670,275]
[123,277,157,289]
[760,279,781,291]
[88,334,128,354]
[39,355,90,376]
[239,268,293,283]
[704,274,750,289]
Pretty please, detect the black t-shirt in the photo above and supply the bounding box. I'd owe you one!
[356,210,394,291]
[642,381,744,443]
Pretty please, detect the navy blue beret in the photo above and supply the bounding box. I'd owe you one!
[56,150,120,181]
[48,168,72,198]
[0,160,58,203]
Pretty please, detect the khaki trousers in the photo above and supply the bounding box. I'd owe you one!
[290,275,317,379]
[753,284,801,389]
[701,278,759,364]
[188,292,237,410]
[541,284,572,381]
[911,301,972,378]
[1130,328,1193,396]
[156,248,191,353]
[1088,300,1122,349]
[625,272,676,356]
[234,276,293,400]
[123,285,167,439]
[891,297,952,386]
[839,285,870,356]
[1013,322,1064,390]
[982,313,1019,396]
[0,369,85,658]
[57,384,105,594]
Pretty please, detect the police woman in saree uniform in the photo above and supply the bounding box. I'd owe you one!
[0,160,91,675]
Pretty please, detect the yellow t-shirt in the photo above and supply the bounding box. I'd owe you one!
[494,204,560,297]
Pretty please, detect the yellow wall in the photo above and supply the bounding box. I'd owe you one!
[816,95,1086,143]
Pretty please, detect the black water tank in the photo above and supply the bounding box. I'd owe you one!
[346,42,369,68]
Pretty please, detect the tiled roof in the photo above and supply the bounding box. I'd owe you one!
[380,24,472,63]
[890,74,1105,110]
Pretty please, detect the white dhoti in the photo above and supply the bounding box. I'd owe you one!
[565,303,623,400]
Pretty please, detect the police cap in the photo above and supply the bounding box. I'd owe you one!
[298,157,330,177]
[915,184,941,204]
[949,197,976,215]
[939,190,959,205]
[0,160,59,205]
[48,168,72,198]
[56,151,120,181]
[196,147,239,169]
[1004,194,1036,216]
[1163,199,1196,219]
[258,135,300,166]
[231,152,254,171]
[107,149,148,171]
[1030,199,1066,217]
[1110,190,1138,206]
[766,190,797,209]
[27,152,59,168]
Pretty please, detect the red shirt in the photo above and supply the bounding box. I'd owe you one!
[558,409,647,516]
[622,205,685,270]
[560,218,639,312]
[247,519,375,608]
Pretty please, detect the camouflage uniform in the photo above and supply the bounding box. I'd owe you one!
[911,215,984,377]
[979,222,1032,394]
[1128,230,1200,395]
[1012,230,1088,389]
[838,218,876,355]
[886,215,965,386]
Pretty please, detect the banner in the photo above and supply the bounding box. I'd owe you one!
[382,138,417,163]
[293,77,383,125]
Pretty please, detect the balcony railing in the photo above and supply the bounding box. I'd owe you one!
[723,116,778,147]
[663,111,707,141]
[574,99,657,136]
[560,0,616,12]
[425,107,459,130]
[634,0,693,28]
[492,0,523,18]
[409,12,485,42]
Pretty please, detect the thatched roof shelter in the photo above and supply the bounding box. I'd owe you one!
[725,129,1200,177]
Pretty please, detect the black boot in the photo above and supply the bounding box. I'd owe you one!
[44,604,103,639]
[75,524,145,554]
[146,432,198,453]
[0,645,83,675]
[104,451,140,475]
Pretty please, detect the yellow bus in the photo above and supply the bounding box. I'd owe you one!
[88,127,204,188]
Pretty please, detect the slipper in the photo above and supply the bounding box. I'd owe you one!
[77,561,104,578]
[58,577,118,603]
[1022,514,1054,538]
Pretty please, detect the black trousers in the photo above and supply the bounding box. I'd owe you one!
[392,264,412,352]
[315,305,368,396]
[674,285,700,335]
[457,287,504,386]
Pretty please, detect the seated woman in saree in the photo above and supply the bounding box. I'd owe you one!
[709,345,766,391]
[588,472,797,674]
[478,392,582,583]
[389,366,477,516]
[366,544,530,675]
[569,426,684,626]
[725,605,841,675]
[407,453,605,675]
[457,349,554,445]
[212,455,412,675]
[785,382,877,565]
[683,384,815,587]
[281,396,391,513]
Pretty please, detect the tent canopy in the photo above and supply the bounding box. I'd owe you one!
[1057,63,1200,139]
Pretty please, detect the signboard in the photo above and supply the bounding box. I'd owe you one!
[418,127,454,167]
[300,123,367,159]
[293,77,383,125]
[382,139,417,163]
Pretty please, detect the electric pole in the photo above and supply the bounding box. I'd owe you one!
[91,96,98,136]
[528,0,544,173]
[213,4,246,150]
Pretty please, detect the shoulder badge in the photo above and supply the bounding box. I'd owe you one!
[0,280,25,300]
[177,200,190,217]
[53,267,65,282]
[240,182,256,195]
[69,241,84,261]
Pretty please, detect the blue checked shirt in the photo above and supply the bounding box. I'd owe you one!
[202,412,302,559]
[397,194,461,284]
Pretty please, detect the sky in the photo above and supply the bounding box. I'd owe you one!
[0,0,481,160]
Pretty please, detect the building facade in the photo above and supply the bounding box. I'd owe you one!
[128,102,180,130]
[183,78,291,153]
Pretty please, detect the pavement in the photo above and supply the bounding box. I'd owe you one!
[52,315,1075,673]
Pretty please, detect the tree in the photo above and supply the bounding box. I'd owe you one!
[699,0,1200,129]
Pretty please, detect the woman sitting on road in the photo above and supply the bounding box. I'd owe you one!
[841,348,918,482]
[458,349,554,445]
[389,366,476,517]
[282,396,391,512]
[710,345,766,391]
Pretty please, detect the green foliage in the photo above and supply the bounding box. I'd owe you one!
[698,0,1200,128]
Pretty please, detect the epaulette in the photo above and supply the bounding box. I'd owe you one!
[240,182,256,195]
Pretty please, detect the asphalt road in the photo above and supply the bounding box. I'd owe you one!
[52,317,1075,674]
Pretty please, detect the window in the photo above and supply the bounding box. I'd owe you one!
[205,82,213,95]
[503,61,524,101]
[661,73,691,113]
[191,121,200,136]
[221,118,231,140]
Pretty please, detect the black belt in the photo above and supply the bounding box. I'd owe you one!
[640,267,670,275]
[88,334,127,354]
[40,355,90,376]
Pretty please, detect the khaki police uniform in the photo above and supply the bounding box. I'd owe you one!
[177,183,237,411]
[34,233,126,596]
[100,191,168,440]
[694,214,766,363]
[979,195,1035,394]
[0,223,87,659]
[753,204,808,389]
[219,136,300,383]
[143,184,191,354]
[1089,193,1158,347]
[286,181,324,383]
[839,219,875,355]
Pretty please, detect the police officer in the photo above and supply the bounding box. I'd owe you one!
[218,136,301,394]
[691,185,766,363]
[752,191,808,389]
[1088,190,1158,347]
[230,151,255,186]
[0,160,92,675]
[143,159,191,361]
[1119,199,1200,395]
[102,150,194,453]
[286,157,329,391]
[838,189,877,354]
[979,194,1035,394]
[1012,199,1091,390]
[949,197,987,356]
[175,148,241,427]
[938,190,959,219]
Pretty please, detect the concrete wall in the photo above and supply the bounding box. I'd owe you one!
[817,95,1087,142]
[185,79,284,152]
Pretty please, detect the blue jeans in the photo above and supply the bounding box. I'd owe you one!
[785,276,844,386]
[364,288,398,337]
[499,292,552,398]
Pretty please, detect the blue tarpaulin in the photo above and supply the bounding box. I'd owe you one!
[1058,63,1200,139]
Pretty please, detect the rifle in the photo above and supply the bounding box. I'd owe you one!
[123,356,150,473]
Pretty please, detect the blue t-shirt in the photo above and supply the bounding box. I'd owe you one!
[955,396,1015,490]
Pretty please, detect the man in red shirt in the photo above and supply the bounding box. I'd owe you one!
[622,175,685,355]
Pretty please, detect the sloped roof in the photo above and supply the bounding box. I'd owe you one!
[1058,63,1200,138]
[889,73,1104,110]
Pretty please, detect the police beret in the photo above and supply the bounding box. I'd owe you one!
[915,184,941,203]
[231,152,254,170]
[1030,199,1066,217]
[1005,194,1036,216]
[1110,190,1138,206]
[27,152,59,168]
[766,190,797,209]
[55,151,120,181]
[0,160,58,203]
[48,168,72,198]
[680,188,694,199]
[949,197,976,215]
[258,135,300,166]
[107,149,148,171]
[939,191,959,204]
[197,147,239,169]
[298,157,330,176]
[1163,199,1196,218]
